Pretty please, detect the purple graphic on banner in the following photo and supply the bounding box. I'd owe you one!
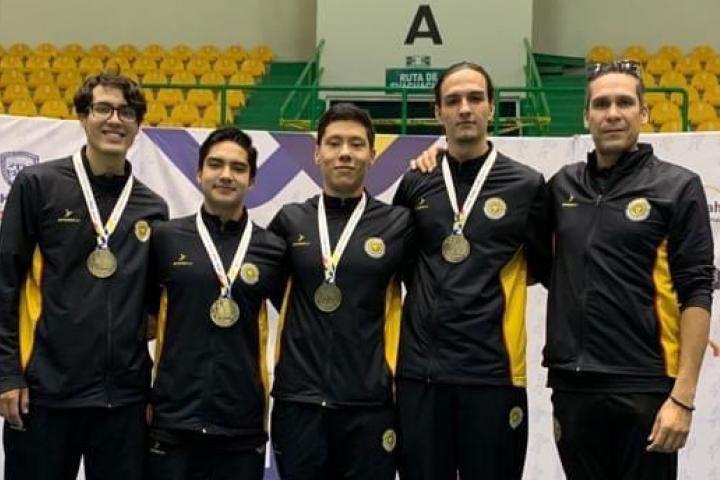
[143,128,199,185]
[144,129,434,213]
[268,132,320,183]
[366,136,438,193]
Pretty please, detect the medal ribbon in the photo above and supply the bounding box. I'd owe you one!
[441,147,497,235]
[72,151,134,250]
[317,192,367,284]
[196,211,253,298]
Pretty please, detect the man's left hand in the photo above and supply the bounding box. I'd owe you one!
[646,398,692,453]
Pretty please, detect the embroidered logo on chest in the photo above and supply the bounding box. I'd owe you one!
[364,237,386,259]
[240,262,260,285]
[483,197,507,220]
[625,198,651,222]
[135,220,151,242]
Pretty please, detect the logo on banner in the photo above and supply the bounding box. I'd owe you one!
[1,151,39,186]
[705,185,720,223]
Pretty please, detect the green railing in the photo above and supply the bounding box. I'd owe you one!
[140,83,690,134]
[279,39,325,127]
[523,37,551,134]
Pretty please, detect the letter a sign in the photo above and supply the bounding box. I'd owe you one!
[404,5,443,45]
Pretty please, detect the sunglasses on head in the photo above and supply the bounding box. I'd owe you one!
[586,60,642,80]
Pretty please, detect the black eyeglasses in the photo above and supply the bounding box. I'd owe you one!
[89,102,138,122]
[586,60,642,80]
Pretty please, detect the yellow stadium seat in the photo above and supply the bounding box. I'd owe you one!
[64,86,79,106]
[659,120,682,132]
[158,57,185,76]
[40,99,71,119]
[56,70,82,90]
[169,102,200,126]
[156,88,184,107]
[25,55,50,73]
[670,86,699,106]
[170,71,197,86]
[659,70,687,88]
[0,102,5,114]
[60,43,86,61]
[186,88,216,108]
[1,56,25,71]
[644,91,667,107]
[158,120,185,127]
[0,69,26,87]
[650,101,680,126]
[123,71,140,83]
[622,45,651,64]
[186,57,212,77]
[688,101,717,126]
[132,56,158,77]
[226,89,246,109]
[249,45,274,63]
[703,85,720,107]
[697,120,720,131]
[141,88,155,102]
[141,44,166,61]
[639,122,655,133]
[7,99,37,116]
[32,84,62,105]
[222,45,247,62]
[691,71,720,92]
[0,45,5,57]
[195,45,221,61]
[144,102,168,125]
[586,45,614,64]
[690,45,716,64]
[114,44,139,61]
[240,59,265,77]
[27,69,54,89]
[2,84,31,104]
[640,71,656,87]
[168,44,193,62]
[8,43,32,59]
[141,71,169,86]
[704,56,720,76]
[203,103,234,125]
[191,118,219,128]
[656,45,683,64]
[34,43,58,59]
[213,57,238,78]
[105,57,131,75]
[78,57,104,76]
[674,56,702,77]
[645,56,673,77]
[88,44,112,60]
[199,72,225,85]
[228,72,255,85]
[51,56,77,74]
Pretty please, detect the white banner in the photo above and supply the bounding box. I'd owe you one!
[0,115,719,479]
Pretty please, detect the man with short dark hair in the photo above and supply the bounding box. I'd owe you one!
[394,61,548,480]
[268,103,414,480]
[0,73,168,480]
[544,61,713,480]
[145,126,286,480]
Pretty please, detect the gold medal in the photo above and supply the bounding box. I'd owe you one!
[314,283,342,313]
[441,234,470,264]
[210,297,240,328]
[87,248,117,278]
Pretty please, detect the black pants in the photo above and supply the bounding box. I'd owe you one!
[397,380,528,480]
[146,430,265,480]
[3,403,146,480]
[551,390,677,480]
[271,400,397,480]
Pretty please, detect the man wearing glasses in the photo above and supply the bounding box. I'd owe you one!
[543,61,713,480]
[0,73,168,480]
